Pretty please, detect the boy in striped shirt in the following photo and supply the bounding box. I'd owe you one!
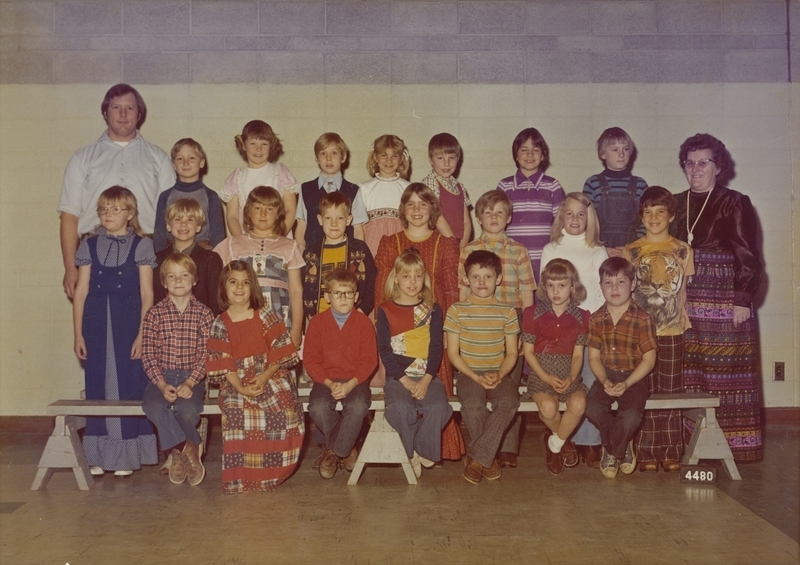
[445,250,520,484]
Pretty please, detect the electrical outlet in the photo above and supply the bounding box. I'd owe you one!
[774,362,785,381]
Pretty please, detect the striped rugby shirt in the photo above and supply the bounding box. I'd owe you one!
[444,295,519,373]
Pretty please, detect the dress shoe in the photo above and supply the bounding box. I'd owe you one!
[462,456,483,484]
[562,440,579,468]
[482,458,502,481]
[639,461,659,473]
[542,432,564,475]
[341,447,359,472]
[497,452,518,468]
[661,459,681,472]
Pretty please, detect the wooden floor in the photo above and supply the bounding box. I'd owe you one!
[1,421,797,565]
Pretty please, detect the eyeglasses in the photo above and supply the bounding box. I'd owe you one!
[328,290,356,299]
[97,206,129,215]
[682,158,715,170]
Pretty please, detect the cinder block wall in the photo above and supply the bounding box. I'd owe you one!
[0,0,798,415]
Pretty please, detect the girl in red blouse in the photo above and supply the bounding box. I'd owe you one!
[521,258,590,475]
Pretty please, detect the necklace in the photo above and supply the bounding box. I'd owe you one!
[686,188,713,245]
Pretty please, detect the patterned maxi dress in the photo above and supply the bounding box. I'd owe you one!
[375,230,466,460]
[207,307,304,493]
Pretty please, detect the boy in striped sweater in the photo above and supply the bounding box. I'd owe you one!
[445,250,520,484]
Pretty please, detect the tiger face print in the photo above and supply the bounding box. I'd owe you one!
[628,246,688,328]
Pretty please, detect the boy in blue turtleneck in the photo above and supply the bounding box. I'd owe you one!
[153,138,226,253]
[582,127,649,258]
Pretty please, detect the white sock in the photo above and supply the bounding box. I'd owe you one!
[549,433,567,454]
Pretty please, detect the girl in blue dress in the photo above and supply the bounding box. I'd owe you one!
[72,186,158,476]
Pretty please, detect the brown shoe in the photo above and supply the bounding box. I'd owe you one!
[661,459,681,472]
[168,449,187,484]
[639,461,659,473]
[462,456,483,484]
[184,443,205,486]
[341,447,359,472]
[312,446,324,470]
[562,440,579,468]
[497,452,518,468]
[583,445,602,468]
[319,449,339,479]
[542,432,564,475]
[482,458,502,481]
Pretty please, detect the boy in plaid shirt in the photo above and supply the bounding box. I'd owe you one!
[585,257,657,479]
[142,253,214,486]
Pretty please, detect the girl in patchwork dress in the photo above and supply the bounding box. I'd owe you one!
[206,260,304,493]
[72,186,158,476]
[214,186,305,348]
[521,258,590,475]
[359,134,411,257]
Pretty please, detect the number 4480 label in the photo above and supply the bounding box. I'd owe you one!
[680,465,717,483]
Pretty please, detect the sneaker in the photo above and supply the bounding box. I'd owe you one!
[341,447,359,472]
[562,440,579,468]
[410,453,422,478]
[462,456,483,485]
[319,449,339,479]
[482,458,502,481]
[169,450,188,484]
[619,441,637,475]
[89,466,104,476]
[600,447,619,479]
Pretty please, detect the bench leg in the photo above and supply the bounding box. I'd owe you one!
[682,408,742,481]
[31,416,95,491]
[346,410,417,486]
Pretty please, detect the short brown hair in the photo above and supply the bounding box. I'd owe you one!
[537,258,586,304]
[318,191,352,216]
[638,186,676,218]
[323,268,358,293]
[235,120,282,163]
[217,260,264,311]
[170,137,207,162]
[475,190,512,218]
[165,198,206,227]
[599,256,635,282]
[428,132,461,160]
[242,186,285,235]
[159,253,198,287]
[101,84,146,128]
[464,250,502,278]
[314,132,349,161]
[399,183,441,231]
[596,127,635,162]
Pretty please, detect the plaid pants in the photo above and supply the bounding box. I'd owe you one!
[635,334,684,462]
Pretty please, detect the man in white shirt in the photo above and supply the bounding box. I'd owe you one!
[58,84,175,297]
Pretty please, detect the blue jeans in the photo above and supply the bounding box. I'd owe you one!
[308,381,371,458]
[142,369,204,451]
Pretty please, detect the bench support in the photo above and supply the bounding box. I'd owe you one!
[347,410,417,486]
[31,416,94,491]
[682,407,741,480]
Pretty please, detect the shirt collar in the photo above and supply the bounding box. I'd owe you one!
[478,231,510,248]
[514,169,543,187]
[318,172,343,191]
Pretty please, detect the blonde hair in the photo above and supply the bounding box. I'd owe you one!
[315,132,349,160]
[159,253,198,287]
[367,134,410,179]
[384,250,433,307]
[96,186,145,237]
[550,192,602,247]
[537,258,587,305]
[165,198,206,226]
[242,186,285,236]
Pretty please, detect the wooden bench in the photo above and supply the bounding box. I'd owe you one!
[31,390,740,491]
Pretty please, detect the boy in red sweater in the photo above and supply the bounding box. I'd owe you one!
[304,269,378,479]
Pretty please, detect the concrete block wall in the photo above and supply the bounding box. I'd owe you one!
[0,0,794,85]
[0,1,798,415]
